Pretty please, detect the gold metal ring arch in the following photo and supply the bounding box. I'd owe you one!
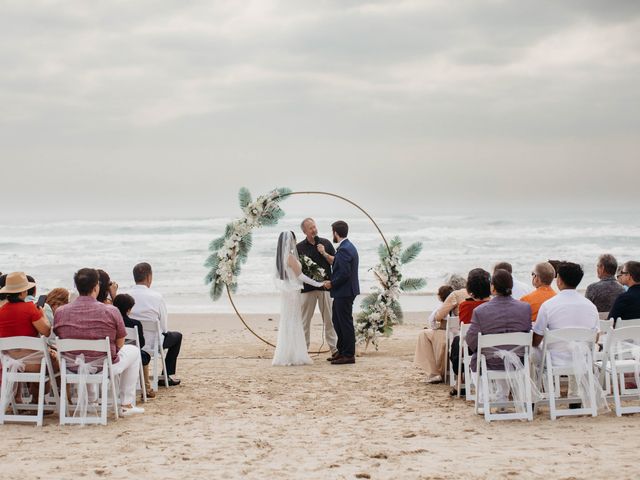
[225,191,391,354]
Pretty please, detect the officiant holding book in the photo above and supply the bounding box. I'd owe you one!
[296,218,338,356]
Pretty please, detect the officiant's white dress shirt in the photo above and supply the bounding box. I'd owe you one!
[128,284,169,351]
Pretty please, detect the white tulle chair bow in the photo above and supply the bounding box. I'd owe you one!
[72,354,100,425]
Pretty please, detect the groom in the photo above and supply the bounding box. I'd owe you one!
[320,221,360,365]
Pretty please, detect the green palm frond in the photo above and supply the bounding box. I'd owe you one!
[401,242,423,265]
[360,293,379,310]
[390,300,403,322]
[275,187,292,199]
[204,254,219,270]
[210,281,224,301]
[209,236,225,251]
[400,277,426,292]
[238,187,252,209]
[237,233,252,260]
[389,236,402,251]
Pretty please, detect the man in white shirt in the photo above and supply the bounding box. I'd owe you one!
[494,262,532,300]
[532,262,599,367]
[128,262,182,386]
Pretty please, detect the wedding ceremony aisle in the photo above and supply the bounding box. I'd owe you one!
[3,312,639,479]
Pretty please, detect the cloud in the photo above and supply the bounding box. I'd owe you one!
[0,0,638,217]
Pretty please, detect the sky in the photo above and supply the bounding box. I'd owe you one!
[1,0,639,219]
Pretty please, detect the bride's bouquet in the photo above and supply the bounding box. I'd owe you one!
[300,255,327,282]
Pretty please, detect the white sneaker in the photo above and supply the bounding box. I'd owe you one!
[121,406,145,416]
[424,374,443,384]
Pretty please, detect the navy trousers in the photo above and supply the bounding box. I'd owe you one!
[332,296,356,357]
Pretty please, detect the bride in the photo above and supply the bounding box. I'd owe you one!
[272,231,326,366]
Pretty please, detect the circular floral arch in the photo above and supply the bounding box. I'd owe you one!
[205,188,425,352]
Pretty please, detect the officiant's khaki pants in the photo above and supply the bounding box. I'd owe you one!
[301,290,338,354]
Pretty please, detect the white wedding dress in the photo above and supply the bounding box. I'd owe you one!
[272,232,325,366]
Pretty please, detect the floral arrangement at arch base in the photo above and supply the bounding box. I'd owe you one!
[355,237,426,350]
[205,186,426,349]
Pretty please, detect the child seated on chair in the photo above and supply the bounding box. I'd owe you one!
[113,294,155,399]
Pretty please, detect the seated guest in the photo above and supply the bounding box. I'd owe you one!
[425,285,454,329]
[54,268,144,415]
[494,262,532,299]
[466,270,532,401]
[585,254,625,316]
[609,261,640,322]
[432,274,468,327]
[24,275,54,326]
[128,262,182,386]
[113,293,155,399]
[458,269,492,325]
[449,268,492,395]
[0,273,8,308]
[415,285,455,383]
[45,288,70,315]
[533,262,599,366]
[0,272,55,402]
[521,262,557,322]
[0,272,51,338]
[97,269,119,305]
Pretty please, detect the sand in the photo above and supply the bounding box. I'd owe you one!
[3,311,640,480]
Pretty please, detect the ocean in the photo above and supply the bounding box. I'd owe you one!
[1,212,638,314]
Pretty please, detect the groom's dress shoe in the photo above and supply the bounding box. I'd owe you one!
[326,352,340,361]
[331,356,355,365]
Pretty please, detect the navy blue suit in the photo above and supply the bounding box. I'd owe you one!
[330,238,360,356]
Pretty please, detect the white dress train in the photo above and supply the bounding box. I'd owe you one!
[272,289,313,366]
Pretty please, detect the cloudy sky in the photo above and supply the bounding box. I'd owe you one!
[1,0,639,218]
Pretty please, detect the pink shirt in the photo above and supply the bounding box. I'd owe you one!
[53,296,126,363]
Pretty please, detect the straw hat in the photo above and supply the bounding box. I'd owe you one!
[0,271,36,294]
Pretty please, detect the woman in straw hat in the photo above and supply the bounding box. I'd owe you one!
[0,272,56,406]
[0,272,51,339]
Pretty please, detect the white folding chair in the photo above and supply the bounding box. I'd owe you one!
[536,328,600,420]
[56,337,119,426]
[137,320,169,390]
[597,325,640,416]
[596,319,614,356]
[474,332,533,422]
[456,323,476,401]
[444,316,460,386]
[614,318,640,328]
[599,319,614,332]
[0,336,59,427]
[124,326,147,402]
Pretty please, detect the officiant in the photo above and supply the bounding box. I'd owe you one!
[296,218,338,356]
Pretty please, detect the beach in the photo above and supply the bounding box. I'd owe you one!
[3,311,640,480]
